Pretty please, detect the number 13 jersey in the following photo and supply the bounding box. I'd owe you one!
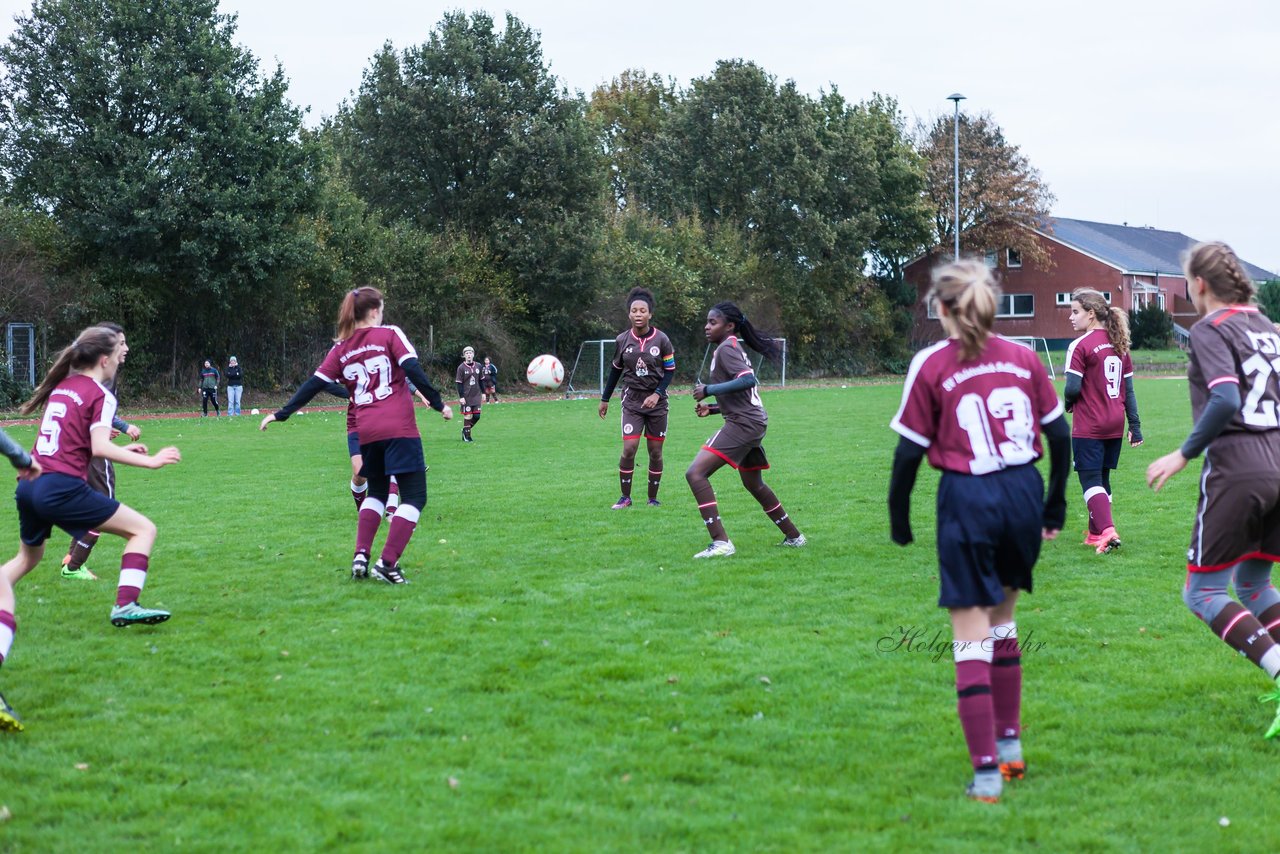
[891,336,1064,475]
[316,325,420,444]
[1064,328,1133,439]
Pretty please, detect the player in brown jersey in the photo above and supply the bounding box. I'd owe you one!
[1064,289,1142,554]
[599,288,675,508]
[1147,241,1280,739]
[890,260,1070,803]
[456,346,484,442]
[687,301,804,557]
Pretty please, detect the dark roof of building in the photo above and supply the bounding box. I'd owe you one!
[1045,217,1276,280]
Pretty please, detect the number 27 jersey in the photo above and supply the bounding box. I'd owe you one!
[315,325,419,444]
[891,336,1064,475]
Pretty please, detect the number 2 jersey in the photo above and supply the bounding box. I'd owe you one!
[315,325,420,444]
[1188,304,1280,436]
[32,374,118,480]
[891,336,1064,475]
[1064,328,1134,438]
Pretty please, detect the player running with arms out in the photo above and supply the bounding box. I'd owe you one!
[1064,288,1142,554]
[1146,241,1280,739]
[3,326,181,637]
[0,427,42,731]
[687,301,804,557]
[260,287,452,584]
[456,346,484,443]
[599,288,675,508]
[888,260,1070,804]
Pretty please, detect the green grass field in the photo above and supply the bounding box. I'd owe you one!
[0,378,1266,850]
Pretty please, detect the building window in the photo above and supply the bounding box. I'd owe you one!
[926,296,939,319]
[1056,291,1111,305]
[997,294,1034,317]
[1006,248,1022,268]
[984,250,998,268]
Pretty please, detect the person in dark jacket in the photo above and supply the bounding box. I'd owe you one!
[199,359,220,416]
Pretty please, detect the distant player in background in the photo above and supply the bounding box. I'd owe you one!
[4,326,182,636]
[260,287,452,584]
[482,356,498,403]
[0,426,43,732]
[456,346,484,442]
[199,359,220,416]
[889,259,1070,803]
[1064,288,1142,554]
[599,288,675,508]
[225,356,244,416]
[1147,241,1280,739]
[687,301,804,557]
[60,321,143,582]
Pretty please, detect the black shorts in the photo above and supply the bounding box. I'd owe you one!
[1188,432,1280,572]
[620,393,669,442]
[15,472,121,547]
[347,431,361,458]
[1072,437,1121,472]
[358,437,425,479]
[935,464,1044,608]
[461,403,481,419]
[702,419,768,471]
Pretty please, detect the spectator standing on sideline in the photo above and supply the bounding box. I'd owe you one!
[225,356,244,416]
[483,357,498,403]
[199,359,220,417]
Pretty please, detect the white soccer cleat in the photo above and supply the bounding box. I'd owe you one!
[779,534,807,548]
[693,540,736,559]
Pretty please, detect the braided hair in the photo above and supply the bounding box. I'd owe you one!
[928,260,998,361]
[1071,288,1131,357]
[710,302,782,360]
[1183,241,1256,305]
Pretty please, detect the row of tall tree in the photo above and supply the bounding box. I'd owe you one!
[0,0,1052,396]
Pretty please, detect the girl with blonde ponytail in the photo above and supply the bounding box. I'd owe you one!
[889,259,1071,803]
[1063,288,1143,555]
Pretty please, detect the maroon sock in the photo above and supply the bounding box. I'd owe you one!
[1259,603,1280,643]
[115,552,150,607]
[356,501,384,556]
[647,468,663,501]
[690,480,727,541]
[956,655,998,772]
[619,466,634,499]
[1210,602,1279,669]
[0,610,15,665]
[1085,488,1113,532]
[990,629,1022,741]
[380,506,420,566]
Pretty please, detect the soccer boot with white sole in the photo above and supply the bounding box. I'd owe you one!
[693,540,736,559]
[779,534,807,548]
[371,559,408,585]
[351,553,370,581]
[110,602,171,628]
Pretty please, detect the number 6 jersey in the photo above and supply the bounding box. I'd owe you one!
[891,336,1064,475]
[1064,328,1133,439]
[316,325,420,443]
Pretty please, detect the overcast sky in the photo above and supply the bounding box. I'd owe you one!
[2,0,1277,273]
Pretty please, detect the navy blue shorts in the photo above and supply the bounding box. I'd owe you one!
[15,472,121,547]
[1073,437,1121,472]
[358,437,425,479]
[935,464,1043,608]
[347,431,361,458]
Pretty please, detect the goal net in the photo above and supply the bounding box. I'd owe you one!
[696,338,788,385]
[1006,336,1056,380]
[565,339,614,398]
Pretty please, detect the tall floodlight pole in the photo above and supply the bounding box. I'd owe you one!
[947,93,966,259]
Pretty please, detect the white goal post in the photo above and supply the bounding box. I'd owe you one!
[1006,336,1055,380]
[565,339,614,398]
[697,338,787,386]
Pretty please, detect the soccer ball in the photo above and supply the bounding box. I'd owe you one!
[251,408,260,415]
[526,355,564,391]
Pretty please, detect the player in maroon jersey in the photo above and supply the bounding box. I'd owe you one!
[599,288,676,508]
[889,260,1070,803]
[0,427,42,731]
[456,346,484,443]
[1,326,181,642]
[687,301,803,557]
[1064,288,1143,554]
[260,287,453,584]
[1147,242,1280,739]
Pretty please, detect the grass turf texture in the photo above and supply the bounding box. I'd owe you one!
[0,379,1263,849]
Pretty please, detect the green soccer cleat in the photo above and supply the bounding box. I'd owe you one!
[110,602,171,628]
[61,565,99,581]
[1261,683,1280,739]
[0,690,23,733]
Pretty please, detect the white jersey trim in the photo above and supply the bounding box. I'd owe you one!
[889,340,950,449]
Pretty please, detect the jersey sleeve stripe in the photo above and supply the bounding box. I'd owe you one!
[1207,376,1241,388]
[735,369,754,378]
[390,325,418,362]
[315,370,336,383]
[1064,368,1084,377]
[1039,400,1066,423]
[889,419,931,448]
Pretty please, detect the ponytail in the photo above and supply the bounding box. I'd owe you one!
[711,301,781,360]
[22,326,122,415]
[930,259,997,361]
[1072,288,1130,357]
[335,286,385,341]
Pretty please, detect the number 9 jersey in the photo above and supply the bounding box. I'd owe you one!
[1064,328,1133,439]
[316,325,420,444]
[891,336,1064,475]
